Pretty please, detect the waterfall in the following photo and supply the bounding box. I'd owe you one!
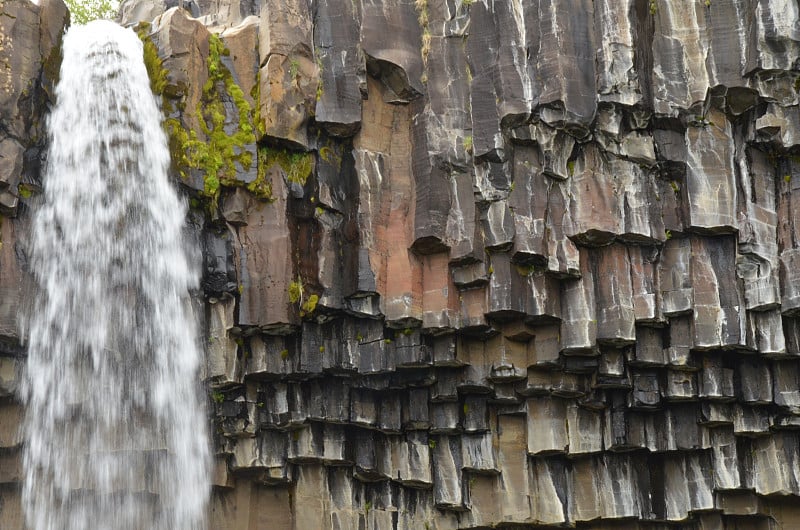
[21,20,210,530]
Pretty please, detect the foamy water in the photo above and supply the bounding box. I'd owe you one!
[22,20,210,530]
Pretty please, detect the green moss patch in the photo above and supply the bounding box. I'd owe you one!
[260,146,313,185]
[136,29,258,205]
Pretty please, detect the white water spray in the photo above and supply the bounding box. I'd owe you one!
[22,20,210,530]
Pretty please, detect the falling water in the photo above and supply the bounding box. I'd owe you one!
[22,21,210,530]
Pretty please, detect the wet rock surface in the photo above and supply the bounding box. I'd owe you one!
[6,0,800,528]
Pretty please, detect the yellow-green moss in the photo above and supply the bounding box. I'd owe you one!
[415,0,431,64]
[514,263,542,277]
[288,279,303,304]
[137,23,168,97]
[17,184,33,199]
[246,147,274,200]
[260,146,314,185]
[137,28,258,205]
[186,34,256,200]
[245,146,313,200]
[463,135,473,154]
[300,294,319,316]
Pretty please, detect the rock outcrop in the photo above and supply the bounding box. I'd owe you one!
[5,0,800,529]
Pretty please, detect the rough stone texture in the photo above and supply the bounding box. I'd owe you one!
[0,0,67,215]
[8,0,800,529]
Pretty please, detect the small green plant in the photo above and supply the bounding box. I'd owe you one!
[670,180,680,193]
[665,229,672,240]
[17,184,33,199]
[462,0,474,5]
[463,135,473,154]
[280,349,290,360]
[462,403,469,414]
[649,0,657,14]
[288,59,300,79]
[428,439,437,449]
[364,502,372,516]
[211,391,225,404]
[384,338,392,344]
[785,175,792,183]
[567,159,576,176]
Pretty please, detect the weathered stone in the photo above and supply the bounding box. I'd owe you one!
[152,7,211,116]
[360,0,423,102]
[258,54,317,149]
[221,17,259,105]
[567,144,664,245]
[534,0,597,134]
[118,0,168,27]
[232,166,296,330]
[353,77,421,324]
[560,249,597,354]
[205,294,239,385]
[312,0,363,136]
[684,109,738,233]
[596,2,641,106]
[0,216,26,348]
[0,0,65,139]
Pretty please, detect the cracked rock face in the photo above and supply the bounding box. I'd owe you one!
[7,0,800,529]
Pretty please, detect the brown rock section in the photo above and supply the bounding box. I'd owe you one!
[8,0,800,529]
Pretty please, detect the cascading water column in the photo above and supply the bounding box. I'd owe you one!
[22,20,210,530]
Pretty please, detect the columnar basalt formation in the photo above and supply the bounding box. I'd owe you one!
[4,0,800,528]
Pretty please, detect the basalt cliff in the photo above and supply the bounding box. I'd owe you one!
[4,0,800,528]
